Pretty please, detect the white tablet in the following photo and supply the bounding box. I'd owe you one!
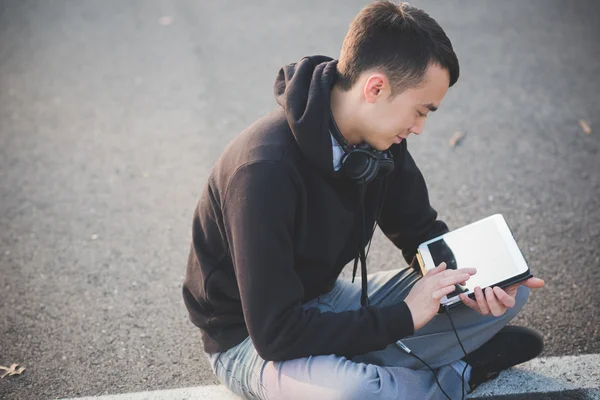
[416,214,531,308]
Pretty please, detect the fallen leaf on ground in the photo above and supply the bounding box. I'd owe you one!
[449,131,465,148]
[579,120,591,134]
[0,364,25,379]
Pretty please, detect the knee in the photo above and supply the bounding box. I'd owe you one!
[339,364,398,400]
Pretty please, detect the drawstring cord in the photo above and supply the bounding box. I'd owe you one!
[351,177,390,307]
[350,184,370,306]
[359,186,369,306]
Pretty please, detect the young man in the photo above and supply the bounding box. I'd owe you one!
[183,2,545,399]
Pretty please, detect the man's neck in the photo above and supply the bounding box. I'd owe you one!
[330,85,363,146]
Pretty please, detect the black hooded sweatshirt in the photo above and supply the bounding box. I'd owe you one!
[183,56,448,362]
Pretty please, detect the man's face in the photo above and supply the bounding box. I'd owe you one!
[357,64,450,151]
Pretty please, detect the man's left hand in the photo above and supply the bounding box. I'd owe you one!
[459,277,545,317]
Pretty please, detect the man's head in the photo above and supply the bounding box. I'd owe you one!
[332,1,459,150]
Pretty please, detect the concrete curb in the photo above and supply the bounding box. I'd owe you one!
[62,354,599,400]
[61,385,239,400]
[470,353,600,399]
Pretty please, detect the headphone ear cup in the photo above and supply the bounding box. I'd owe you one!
[376,156,395,177]
[342,151,367,177]
[341,148,394,184]
[342,149,378,184]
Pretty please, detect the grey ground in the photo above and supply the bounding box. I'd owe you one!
[0,1,598,399]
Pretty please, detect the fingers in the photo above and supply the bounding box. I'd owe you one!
[457,267,477,276]
[438,268,477,281]
[504,283,519,297]
[493,286,516,308]
[459,293,480,312]
[433,284,457,300]
[439,273,472,288]
[435,267,476,288]
[474,287,490,315]
[485,287,506,317]
[427,262,447,276]
[508,277,545,293]
[466,288,509,317]
[428,264,476,278]
[521,277,545,289]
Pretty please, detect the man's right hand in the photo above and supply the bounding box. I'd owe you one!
[404,262,477,331]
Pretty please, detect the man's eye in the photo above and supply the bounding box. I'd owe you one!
[417,111,426,117]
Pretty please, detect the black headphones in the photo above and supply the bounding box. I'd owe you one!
[329,110,395,184]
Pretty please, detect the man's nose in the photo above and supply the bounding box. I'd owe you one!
[410,124,423,135]
[411,119,426,135]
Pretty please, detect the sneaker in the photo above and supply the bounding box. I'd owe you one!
[463,325,544,391]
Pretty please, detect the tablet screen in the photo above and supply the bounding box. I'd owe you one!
[426,217,525,298]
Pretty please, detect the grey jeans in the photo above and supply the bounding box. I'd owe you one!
[208,268,530,400]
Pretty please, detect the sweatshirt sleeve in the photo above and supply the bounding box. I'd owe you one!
[222,161,414,361]
[378,147,450,265]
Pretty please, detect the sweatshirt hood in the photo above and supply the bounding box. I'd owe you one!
[275,56,379,308]
[274,56,339,176]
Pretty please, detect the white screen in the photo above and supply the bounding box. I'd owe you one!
[425,217,527,297]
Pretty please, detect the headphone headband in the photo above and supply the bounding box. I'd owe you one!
[329,110,349,150]
[329,110,394,184]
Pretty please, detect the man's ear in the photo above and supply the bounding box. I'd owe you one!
[363,73,387,103]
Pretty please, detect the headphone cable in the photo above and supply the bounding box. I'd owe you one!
[398,306,470,400]
[444,307,469,400]
[397,341,453,400]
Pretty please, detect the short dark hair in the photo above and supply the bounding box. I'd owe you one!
[337,1,459,95]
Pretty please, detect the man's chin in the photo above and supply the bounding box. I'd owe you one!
[392,136,404,145]
[381,138,403,150]
[366,140,396,151]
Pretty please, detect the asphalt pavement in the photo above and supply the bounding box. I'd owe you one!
[1,0,599,399]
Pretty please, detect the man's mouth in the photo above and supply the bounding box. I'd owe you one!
[393,135,406,144]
